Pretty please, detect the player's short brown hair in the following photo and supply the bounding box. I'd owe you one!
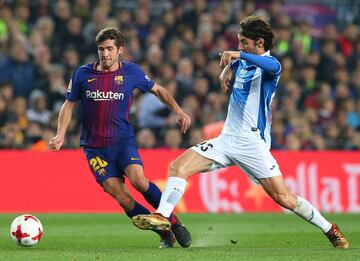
[95,27,125,48]
[239,16,274,51]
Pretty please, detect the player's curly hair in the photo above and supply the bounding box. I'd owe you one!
[95,27,125,48]
[239,16,274,51]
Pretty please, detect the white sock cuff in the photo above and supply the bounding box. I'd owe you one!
[294,196,332,233]
[168,176,187,190]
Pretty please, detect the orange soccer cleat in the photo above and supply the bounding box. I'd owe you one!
[132,213,171,231]
[325,223,349,249]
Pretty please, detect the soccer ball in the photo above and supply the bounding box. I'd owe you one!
[10,214,43,247]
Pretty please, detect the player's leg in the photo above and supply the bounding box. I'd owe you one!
[83,147,145,215]
[119,139,182,247]
[83,146,175,248]
[259,175,349,249]
[120,142,165,210]
[102,177,140,212]
[229,134,349,249]
[155,149,214,217]
[102,177,175,248]
[132,136,231,236]
[132,148,214,231]
[125,164,191,247]
[124,164,158,208]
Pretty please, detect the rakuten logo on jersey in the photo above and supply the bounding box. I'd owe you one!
[86,90,124,101]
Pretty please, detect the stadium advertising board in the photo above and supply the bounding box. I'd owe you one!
[0,150,359,213]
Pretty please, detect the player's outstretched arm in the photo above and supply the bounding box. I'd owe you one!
[150,83,191,133]
[49,100,76,151]
[240,52,281,73]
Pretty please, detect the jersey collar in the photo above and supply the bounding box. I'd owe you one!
[261,50,271,56]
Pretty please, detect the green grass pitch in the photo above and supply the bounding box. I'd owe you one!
[1,213,359,260]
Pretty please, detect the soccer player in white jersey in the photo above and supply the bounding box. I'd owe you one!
[132,16,349,249]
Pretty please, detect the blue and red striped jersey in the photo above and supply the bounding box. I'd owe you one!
[66,61,154,147]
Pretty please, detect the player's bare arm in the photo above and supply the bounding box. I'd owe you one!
[49,100,76,151]
[219,65,233,94]
[151,83,191,134]
[219,51,240,67]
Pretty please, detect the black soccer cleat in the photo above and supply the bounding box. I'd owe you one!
[158,230,176,249]
[171,215,192,248]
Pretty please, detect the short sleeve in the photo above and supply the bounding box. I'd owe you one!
[66,68,82,101]
[133,64,155,93]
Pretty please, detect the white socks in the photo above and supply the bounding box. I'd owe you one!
[293,196,332,233]
[157,179,332,233]
[156,177,187,217]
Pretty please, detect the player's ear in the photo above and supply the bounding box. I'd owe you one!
[256,38,265,48]
[118,46,124,56]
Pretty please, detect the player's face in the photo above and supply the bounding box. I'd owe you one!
[237,34,264,55]
[97,39,123,71]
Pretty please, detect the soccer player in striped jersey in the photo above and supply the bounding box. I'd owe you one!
[132,16,349,249]
[49,27,192,248]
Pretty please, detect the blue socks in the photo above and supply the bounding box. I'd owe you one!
[125,201,150,218]
[142,182,162,208]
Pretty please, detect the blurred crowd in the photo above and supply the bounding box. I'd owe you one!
[0,0,359,151]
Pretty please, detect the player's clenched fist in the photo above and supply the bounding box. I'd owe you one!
[219,51,240,67]
[49,135,64,151]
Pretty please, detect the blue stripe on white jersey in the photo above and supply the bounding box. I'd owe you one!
[222,51,281,148]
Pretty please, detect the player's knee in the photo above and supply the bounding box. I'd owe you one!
[127,171,149,192]
[130,178,148,192]
[170,160,188,179]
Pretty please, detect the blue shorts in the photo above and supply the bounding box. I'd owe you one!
[83,138,143,184]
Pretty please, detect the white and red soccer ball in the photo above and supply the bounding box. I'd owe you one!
[10,214,43,247]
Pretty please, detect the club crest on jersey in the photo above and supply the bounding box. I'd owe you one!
[239,69,247,75]
[114,75,123,85]
[98,168,106,176]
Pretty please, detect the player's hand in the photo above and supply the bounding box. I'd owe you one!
[219,66,232,94]
[219,51,240,67]
[49,135,64,151]
[176,110,191,134]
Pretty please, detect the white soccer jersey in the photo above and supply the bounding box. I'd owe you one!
[222,51,281,148]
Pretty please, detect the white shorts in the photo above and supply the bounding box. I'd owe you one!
[190,132,282,184]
